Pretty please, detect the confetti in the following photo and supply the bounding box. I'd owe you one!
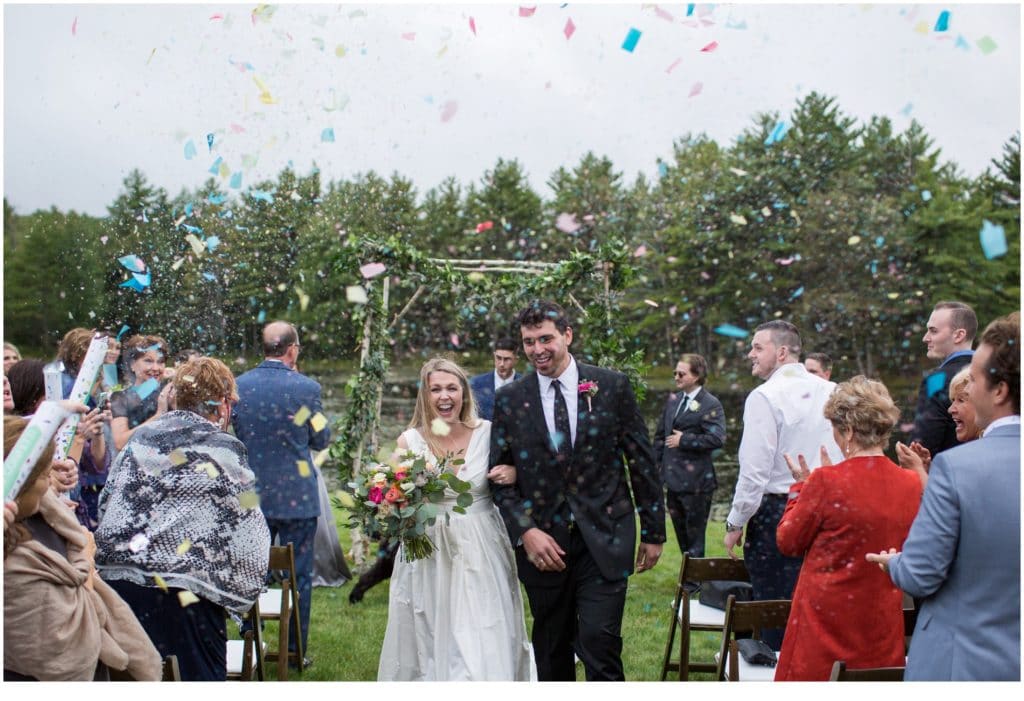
[730,167,748,176]
[313,449,330,468]
[847,235,862,246]
[764,121,789,146]
[72,16,77,36]
[296,287,310,311]
[665,57,682,73]
[564,18,576,40]
[475,220,494,233]
[360,262,387,278]
[208,156,223,175]
[117,325,131,341]
[346,285,368,304]
[238,490,260,510]
[914,21,929,35]
[176,539,192,556]
[701,41,718,52]
[686,3,695,16]
[185,233,205,256]
[729,213,747,226]
[169,449,188,466]
[401,32,416,41]
[184,140,197,160]
[644,299,659,308]
[310,412,328,433]
[431,417,451,436]
[934,10,950,32]
[654,6,674,22]
[713,324,749,339]
[925,372,946,398]
[555,212,580,233]
[921,190,932,201]
[206,133,214,152]
[249,189,274,204]
[954,35,969,50]
[296,460,311,478]
[440,100,458,122]
[321,127,335,142]
[976,36,997,54]
[229,171,242,189]
[621,27,642,53]
[979,219,1007,259]
[519,6,536,18]
[196,462,219,478]
[134,378,160,400]
[450,333,460,347]
[775,257,796,266]
[129,533,150,552]
[790,286,804,299]
[153,575,168,592]
[634,244,647,257]
[178,591,200,607]
[900,102,914,116]
[688,81,703,98]
[118,254,146,272]
[469,16,477,35]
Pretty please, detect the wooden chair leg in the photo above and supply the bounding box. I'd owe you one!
[679,620,691,681]
[277,593,290,681]
[660,596,680,680]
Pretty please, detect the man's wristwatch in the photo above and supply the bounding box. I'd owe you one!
[725,521,743,533]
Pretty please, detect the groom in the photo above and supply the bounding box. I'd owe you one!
[489,300,666,681]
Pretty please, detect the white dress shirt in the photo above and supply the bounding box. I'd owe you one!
[982,414,1021,436]
[727,362,843,528]
[493,370,515,390]
[538,356,579,447]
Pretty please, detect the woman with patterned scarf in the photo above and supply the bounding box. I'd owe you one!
[94,357,271,681]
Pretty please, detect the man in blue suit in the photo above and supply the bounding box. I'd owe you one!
[469,337,520,421]
[232,321,331,668]
[869,312,1020,681]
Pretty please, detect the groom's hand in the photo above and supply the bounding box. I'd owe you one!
[635,542,663,573]
[522,528,566,572]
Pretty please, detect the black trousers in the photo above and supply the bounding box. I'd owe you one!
[523,526,628,681]
[665,489,713,558]
[743,493,802,650]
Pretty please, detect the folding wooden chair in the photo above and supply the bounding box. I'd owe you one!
[258,543,304,679]
[715,596,791,681]
[660,554,751,680]
[829,660,904,681]
[226,599,265,681]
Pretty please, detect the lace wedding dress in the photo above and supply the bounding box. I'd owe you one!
[377,421,533,681]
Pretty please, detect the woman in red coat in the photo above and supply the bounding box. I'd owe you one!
[774,376,922,681]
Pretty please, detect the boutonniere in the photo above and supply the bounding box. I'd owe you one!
[688,399,700,412]
[578,381,599,412]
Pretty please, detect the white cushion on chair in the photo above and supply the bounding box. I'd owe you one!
[258,589,283,616]
[687,599,727,627]
[226,639,266,675]
[714,650,780,681]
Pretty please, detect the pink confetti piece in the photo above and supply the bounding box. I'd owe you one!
[469,16,476,35]
[519,6,536,17]
[700,271,711,280]
[450,333,460,347]
[654,6,674,22]
[564,18,576,40]
[230,123,246,133]
[402,32,416,41]
[440,100,458,122]
[209,14,223,21]
[634,245,647,257]
[555,212,580,233]
[688,81,703,97]
[700,41,718,52]
[72,16,77,36]
[475,220,494,233]
[665,57,682,74]
[360,262,387,279]
[775,257,796,266]
[100,236,109,245]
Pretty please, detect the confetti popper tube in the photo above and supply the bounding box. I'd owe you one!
[4,401,72,500]
[43,361,64,402]
[53,335,109,461]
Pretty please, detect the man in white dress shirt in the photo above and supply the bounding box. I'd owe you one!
[723,320,841,648]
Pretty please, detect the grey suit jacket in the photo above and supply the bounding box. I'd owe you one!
[889,423,1021,681]
[652,387,726,494]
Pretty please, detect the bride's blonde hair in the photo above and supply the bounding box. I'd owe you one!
[409,358,481,457]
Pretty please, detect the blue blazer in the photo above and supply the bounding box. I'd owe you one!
[889,423,1020,681]
[469,370,521,421]
[232,361,332,520]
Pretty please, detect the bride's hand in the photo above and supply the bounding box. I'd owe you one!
[487,464,517,486]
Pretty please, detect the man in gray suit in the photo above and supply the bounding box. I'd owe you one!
[868,311,1020,681]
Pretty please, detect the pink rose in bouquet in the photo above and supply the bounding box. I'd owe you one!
[368,486,384,504]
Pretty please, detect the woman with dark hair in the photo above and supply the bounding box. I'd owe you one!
[109,335,174,451]
[4,414,161,681]
[94,357,270,681]
[6,359,46,416]
[773,376,922,680]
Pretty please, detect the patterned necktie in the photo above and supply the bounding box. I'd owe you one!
[552,379,573,458]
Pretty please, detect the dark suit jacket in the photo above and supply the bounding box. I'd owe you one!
[652,387,726,494]
[469,370,521,421]
[489,361,666,585]
[232,360,331,520]
[911,353,972,457]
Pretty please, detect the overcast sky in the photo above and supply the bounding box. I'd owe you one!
[3,2,1021,217]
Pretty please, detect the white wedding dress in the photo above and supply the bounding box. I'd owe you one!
[377,421,533,681]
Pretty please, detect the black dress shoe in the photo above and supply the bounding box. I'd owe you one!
[289,656,313,671]
[349,587,365,604]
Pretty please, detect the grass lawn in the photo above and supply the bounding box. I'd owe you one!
[248,504,730,682]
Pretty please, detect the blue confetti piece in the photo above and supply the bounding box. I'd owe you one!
[321,127,335,143]
[686,3,695,16]
[132,270,151,288]
[230,171,242,189]
[921,190,932,201]
[206,236,220,252]
[119,278,146,292]
[979,219,1007,259]
[925,372,946,399]
[900,102,913,116]
[713,324,749,339]
[207,193,227,205]
[764,121,789,146]
[102,363,119,388]
[134,378,160,400]
[206,133,215,151]
[118,254,146,272]
[185,202,194,217]
[621,27,642,53]
[954,34,969,50]
[875,236,886,247]
[249,189,274,204]
[184,140,197,160]
[657,161,668,178]
[117,325,131,341]
[257,309,267,323]
[182,224,203,235]
[790,286,804,300]
[202,272,216,281]
[934,10,950,32]
[870,260,878,275]
[208,157,223,175]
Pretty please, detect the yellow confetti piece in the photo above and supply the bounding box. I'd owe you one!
[887,292,900,300]
[310,412,328,433]
[181,374,195,384]
[334,490,355,509]
[259,91,277,105]
[430,418,451,436]
[153,575,169,593]
[173,214,187,227]
[467,272,486,282]
[218,162,231,179]
[313,448,330,467]
[169,449,188,466]
[277,282,287,292]
[176,538,192,556]
[296,286,310,312]
[437,44,448,58]
[178,591,200,607]
[847,235,862,245]
[196,462,219,478]
[761,207,772,217]
[171,257,185,271]
[293,405,312,426]
[335,44,347,57]
[296,460,311,477]
[913,20,929,35]
[185,233,205,256]
[238,490,260,510]
[729,213,747,226]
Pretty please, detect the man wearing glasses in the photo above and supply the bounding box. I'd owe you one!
[653,354,726,569]
[232,320,331,670]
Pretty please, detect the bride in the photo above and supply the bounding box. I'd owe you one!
[377,358,533,681]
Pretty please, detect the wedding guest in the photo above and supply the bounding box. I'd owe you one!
[109,335,174,451]
[3,376,14,413]
[4,415,162,681]
[378,358,531,680]
[174,348,201,366]
[868,312,1020,680]
[94,357,270,681]
[803,352,833,381]
[3,342,21,373]
[774,377,922,680]
[469,337,521,420]
[7,359,46,416]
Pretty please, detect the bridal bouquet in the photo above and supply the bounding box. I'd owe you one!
[339,450,473,562]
